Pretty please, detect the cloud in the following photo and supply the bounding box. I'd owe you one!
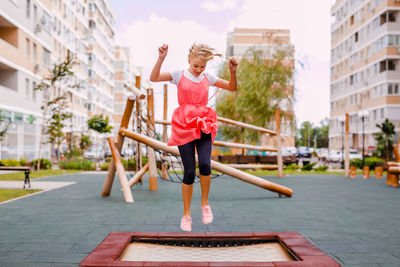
[201,0,240,12]
[115,13,227,121]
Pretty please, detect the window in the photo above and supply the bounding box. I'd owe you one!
[26,0,30,18]
[25,38,30,58]
[43,48,50,66]
[25,78,30,98]
[32,43,37,61]
[33,4,37,22]
[380,108,384,119]
[32,81,36,101]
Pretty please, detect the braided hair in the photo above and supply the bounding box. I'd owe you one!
[189,43,222,61]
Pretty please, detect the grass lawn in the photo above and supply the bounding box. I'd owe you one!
[0,189,42,202]
[0,169,81,181]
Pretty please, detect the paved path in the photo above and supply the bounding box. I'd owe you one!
[0,181,76,191]
[0,173,400,266]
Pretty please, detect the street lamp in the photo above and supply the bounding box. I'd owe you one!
[339,116,346,168]
[358,110,369,168]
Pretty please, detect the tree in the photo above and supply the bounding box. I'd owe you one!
[80,134,91,151]
[375,118,395,161]
[34,53,79,167]
[216,44,295,145]
[87,114,113,168]
[295,118,329,148]
[87,115,113,134]
[0,111,10,142]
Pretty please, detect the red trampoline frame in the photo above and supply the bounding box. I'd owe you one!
[80,232,340,266]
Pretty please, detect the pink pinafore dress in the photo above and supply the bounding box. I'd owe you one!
[167,72,218,146]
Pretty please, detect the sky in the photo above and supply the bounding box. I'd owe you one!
[109,0,333,128]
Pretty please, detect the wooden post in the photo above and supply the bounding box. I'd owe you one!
[147,88,158,191]
[135,75,143,182]
[344,113,350,178]
[135,98,142,172]
[107,137,133,203]
[119,128,293,197]
[275,109,283,178]
[103,96,135,197]
[161,84,168,179]
[128,163,149,188]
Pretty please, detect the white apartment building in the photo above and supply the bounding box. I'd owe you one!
[330,0,400,153]
[0,0,117,160]
[225,28,295,147]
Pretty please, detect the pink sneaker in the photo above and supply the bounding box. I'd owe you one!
[180,215,192,232]
[201,205,213,224]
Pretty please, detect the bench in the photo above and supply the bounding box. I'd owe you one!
[0,166,32,189]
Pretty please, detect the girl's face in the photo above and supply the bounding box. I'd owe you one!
[188,56,207,76]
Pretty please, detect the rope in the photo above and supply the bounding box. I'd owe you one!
[133,113,222,184]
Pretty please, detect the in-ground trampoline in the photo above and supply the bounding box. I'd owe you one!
[80,232,339,266]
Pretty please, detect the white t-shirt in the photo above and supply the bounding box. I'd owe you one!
[170,70,218,87]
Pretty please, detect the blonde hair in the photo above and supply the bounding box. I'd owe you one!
[189,43,222,61]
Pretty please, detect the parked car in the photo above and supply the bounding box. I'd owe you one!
[349,149,362,160]
[328,150,342,162]
[83,144,105,160]
[282,146,298,157]
[316,148,328,161]
[297,146,311,158]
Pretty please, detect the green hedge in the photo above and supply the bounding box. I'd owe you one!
[59,159,95,170]
[0,159,20,167]
[301,163,316,171]
[350,157,385,169]
[285,164,299,171]
[31,158,52,170]
[365,157,385,170]
[313,166,328,172]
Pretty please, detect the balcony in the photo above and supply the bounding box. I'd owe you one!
[0,61,18,91]
[0,15,18,48]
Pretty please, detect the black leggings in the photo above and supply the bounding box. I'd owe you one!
[178,131,212,185]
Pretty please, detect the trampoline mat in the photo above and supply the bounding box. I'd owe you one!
[119,241,294,262]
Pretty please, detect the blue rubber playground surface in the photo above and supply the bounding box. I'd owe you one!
[1,172,400,266]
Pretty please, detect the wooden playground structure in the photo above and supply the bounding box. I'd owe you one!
[103,81,293,203]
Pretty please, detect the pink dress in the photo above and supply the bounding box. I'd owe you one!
[167,72,218,146]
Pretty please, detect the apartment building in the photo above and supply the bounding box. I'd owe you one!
[225,28,295,147]
[113,46,141,131]
[0,0,53,160]
[0,0,118,160]
[330,0,400,153]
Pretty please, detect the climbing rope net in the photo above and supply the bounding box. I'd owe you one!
[129,108,223,184]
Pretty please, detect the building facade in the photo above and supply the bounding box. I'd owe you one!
[225,28,295,147]
[0,0,128,161]
[330,0,400,153]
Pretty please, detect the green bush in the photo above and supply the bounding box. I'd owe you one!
[350,158,363,169]
[127,158,136,171]
[301,163,316,171]
[314,166,328,172]
[364,156,385,170]
[100,163,109,171]
[64,149,83,159]
[0,159,20,167]
[105,157,112,163]
[285,164,299,171]
[31,159,52,170]
[59,159,95,170]
[19,157,28,166]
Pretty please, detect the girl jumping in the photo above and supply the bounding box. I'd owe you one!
[150,43,238,232]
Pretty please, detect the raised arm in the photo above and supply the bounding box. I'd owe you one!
[214,57,238,91]
[150,44,172,82]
